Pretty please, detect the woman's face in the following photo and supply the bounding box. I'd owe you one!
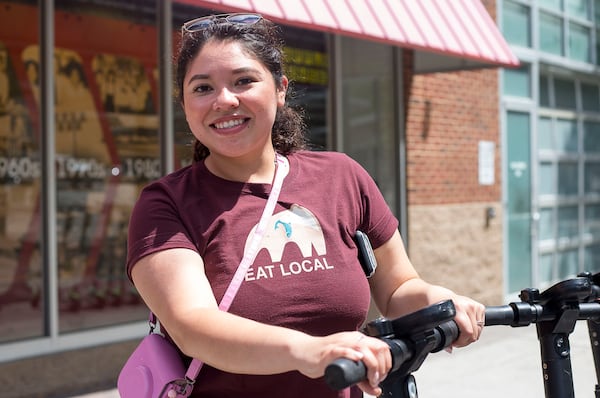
[181,39,287,161]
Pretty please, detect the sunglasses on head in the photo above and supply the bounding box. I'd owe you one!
[182,13,263,33]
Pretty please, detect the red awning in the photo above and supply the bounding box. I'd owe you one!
[174,0,520,73]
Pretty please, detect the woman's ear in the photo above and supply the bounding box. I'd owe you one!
[277,75,288,107]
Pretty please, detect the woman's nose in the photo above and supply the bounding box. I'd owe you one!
[213,87,239,111]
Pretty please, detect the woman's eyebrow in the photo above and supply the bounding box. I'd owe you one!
[186,66,263,86]
[186,73,209,86]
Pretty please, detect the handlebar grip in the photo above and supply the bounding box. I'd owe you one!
[431,320,459,352]
[484,305,516,326]
[324,358,366,390]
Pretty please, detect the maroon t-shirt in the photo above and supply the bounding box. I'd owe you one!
[127,150,399,398]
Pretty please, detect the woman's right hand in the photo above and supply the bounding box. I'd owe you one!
[294,331,391,396]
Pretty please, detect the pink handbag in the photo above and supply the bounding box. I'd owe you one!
[117,155,289,398]
[117,329,190,398]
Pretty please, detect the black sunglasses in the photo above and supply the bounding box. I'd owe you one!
[182,13,263,33]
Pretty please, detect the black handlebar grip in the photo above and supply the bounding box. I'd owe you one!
[324,358,366,390]
[431,320,460,352]
[484,305,516,326]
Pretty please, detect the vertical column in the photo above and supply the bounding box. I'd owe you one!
[40,0,58,338]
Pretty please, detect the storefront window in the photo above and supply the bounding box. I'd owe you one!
[282,27,329,150]
[340,37,397,213]
[51,0,156,332]
[0,0,43,343]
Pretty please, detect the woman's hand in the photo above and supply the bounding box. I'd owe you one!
[449,294,486,347]
[295,331,392,396]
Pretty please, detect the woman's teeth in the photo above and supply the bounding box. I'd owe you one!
[214,119,245,129]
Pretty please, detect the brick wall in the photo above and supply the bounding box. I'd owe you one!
[402,17,505,303]
[404,68,501,205]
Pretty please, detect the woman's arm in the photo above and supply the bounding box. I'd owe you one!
[368,230,485,347]
[131,247,390,395]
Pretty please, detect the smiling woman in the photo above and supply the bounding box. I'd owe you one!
[124,12,486,398]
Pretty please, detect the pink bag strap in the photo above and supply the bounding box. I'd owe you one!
[151,154,289,389]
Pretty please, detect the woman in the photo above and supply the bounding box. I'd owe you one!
[127,13,485,398]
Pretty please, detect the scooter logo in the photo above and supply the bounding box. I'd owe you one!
[245,204,326,263]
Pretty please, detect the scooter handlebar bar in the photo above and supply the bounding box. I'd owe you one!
[484,302,600,327]
[324,320,459,390]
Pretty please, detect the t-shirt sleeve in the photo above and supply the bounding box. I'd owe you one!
[126,181,198,281]
[345,154,399,249]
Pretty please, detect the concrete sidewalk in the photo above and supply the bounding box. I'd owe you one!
[71,322,597,398]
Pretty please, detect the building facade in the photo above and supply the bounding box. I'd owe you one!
[500,0,600,296]
[1,0,574,396]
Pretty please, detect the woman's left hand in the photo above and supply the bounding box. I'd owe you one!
[449,294,486,347]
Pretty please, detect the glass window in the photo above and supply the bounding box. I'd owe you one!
[597,30,600,65]
[503,1,531,47]
[539,12,564,56]
[568,22,591,62]
[539,161,556,195]
[557,248,579,278]
[558,205,579,239]
[507,111,532,290]
[596,29,600,65]
[538,253,555,283]
[540,74,550,106]
[554,78,577,109]
[585,162,600,194]
[585,244,600,272]
[558,161,578,195]
[555,118,578,152]
[584,121,600,152]
[538,116,553,150]
[585,204,600,240]
[340,37,397,213]
[503,64,531,97]
[539,207,555,240]
[582,83,600,111]
[0,0,43,343]
[52,0,154,332]
[282,27,329,150]
[566,0,590,20]
[540,0,563,11]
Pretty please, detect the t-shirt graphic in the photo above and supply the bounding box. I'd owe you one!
[243,204,330,282]
[245,204,325,262]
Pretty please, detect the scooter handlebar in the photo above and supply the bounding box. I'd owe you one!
[324,321,459,390]
[484,302,600,327]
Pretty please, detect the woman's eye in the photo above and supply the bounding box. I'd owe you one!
[237,77,254,86]
[194,84,212,94]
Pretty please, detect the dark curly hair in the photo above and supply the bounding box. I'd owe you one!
[176,15,307,162]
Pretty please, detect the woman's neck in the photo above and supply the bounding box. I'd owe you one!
[204,151,278,184]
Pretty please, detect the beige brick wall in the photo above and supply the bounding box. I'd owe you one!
[407,202,504,306]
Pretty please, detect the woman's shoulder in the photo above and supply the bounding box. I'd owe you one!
[290,150,366,176]
[290,150,357,166]
[140,163,198,197]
